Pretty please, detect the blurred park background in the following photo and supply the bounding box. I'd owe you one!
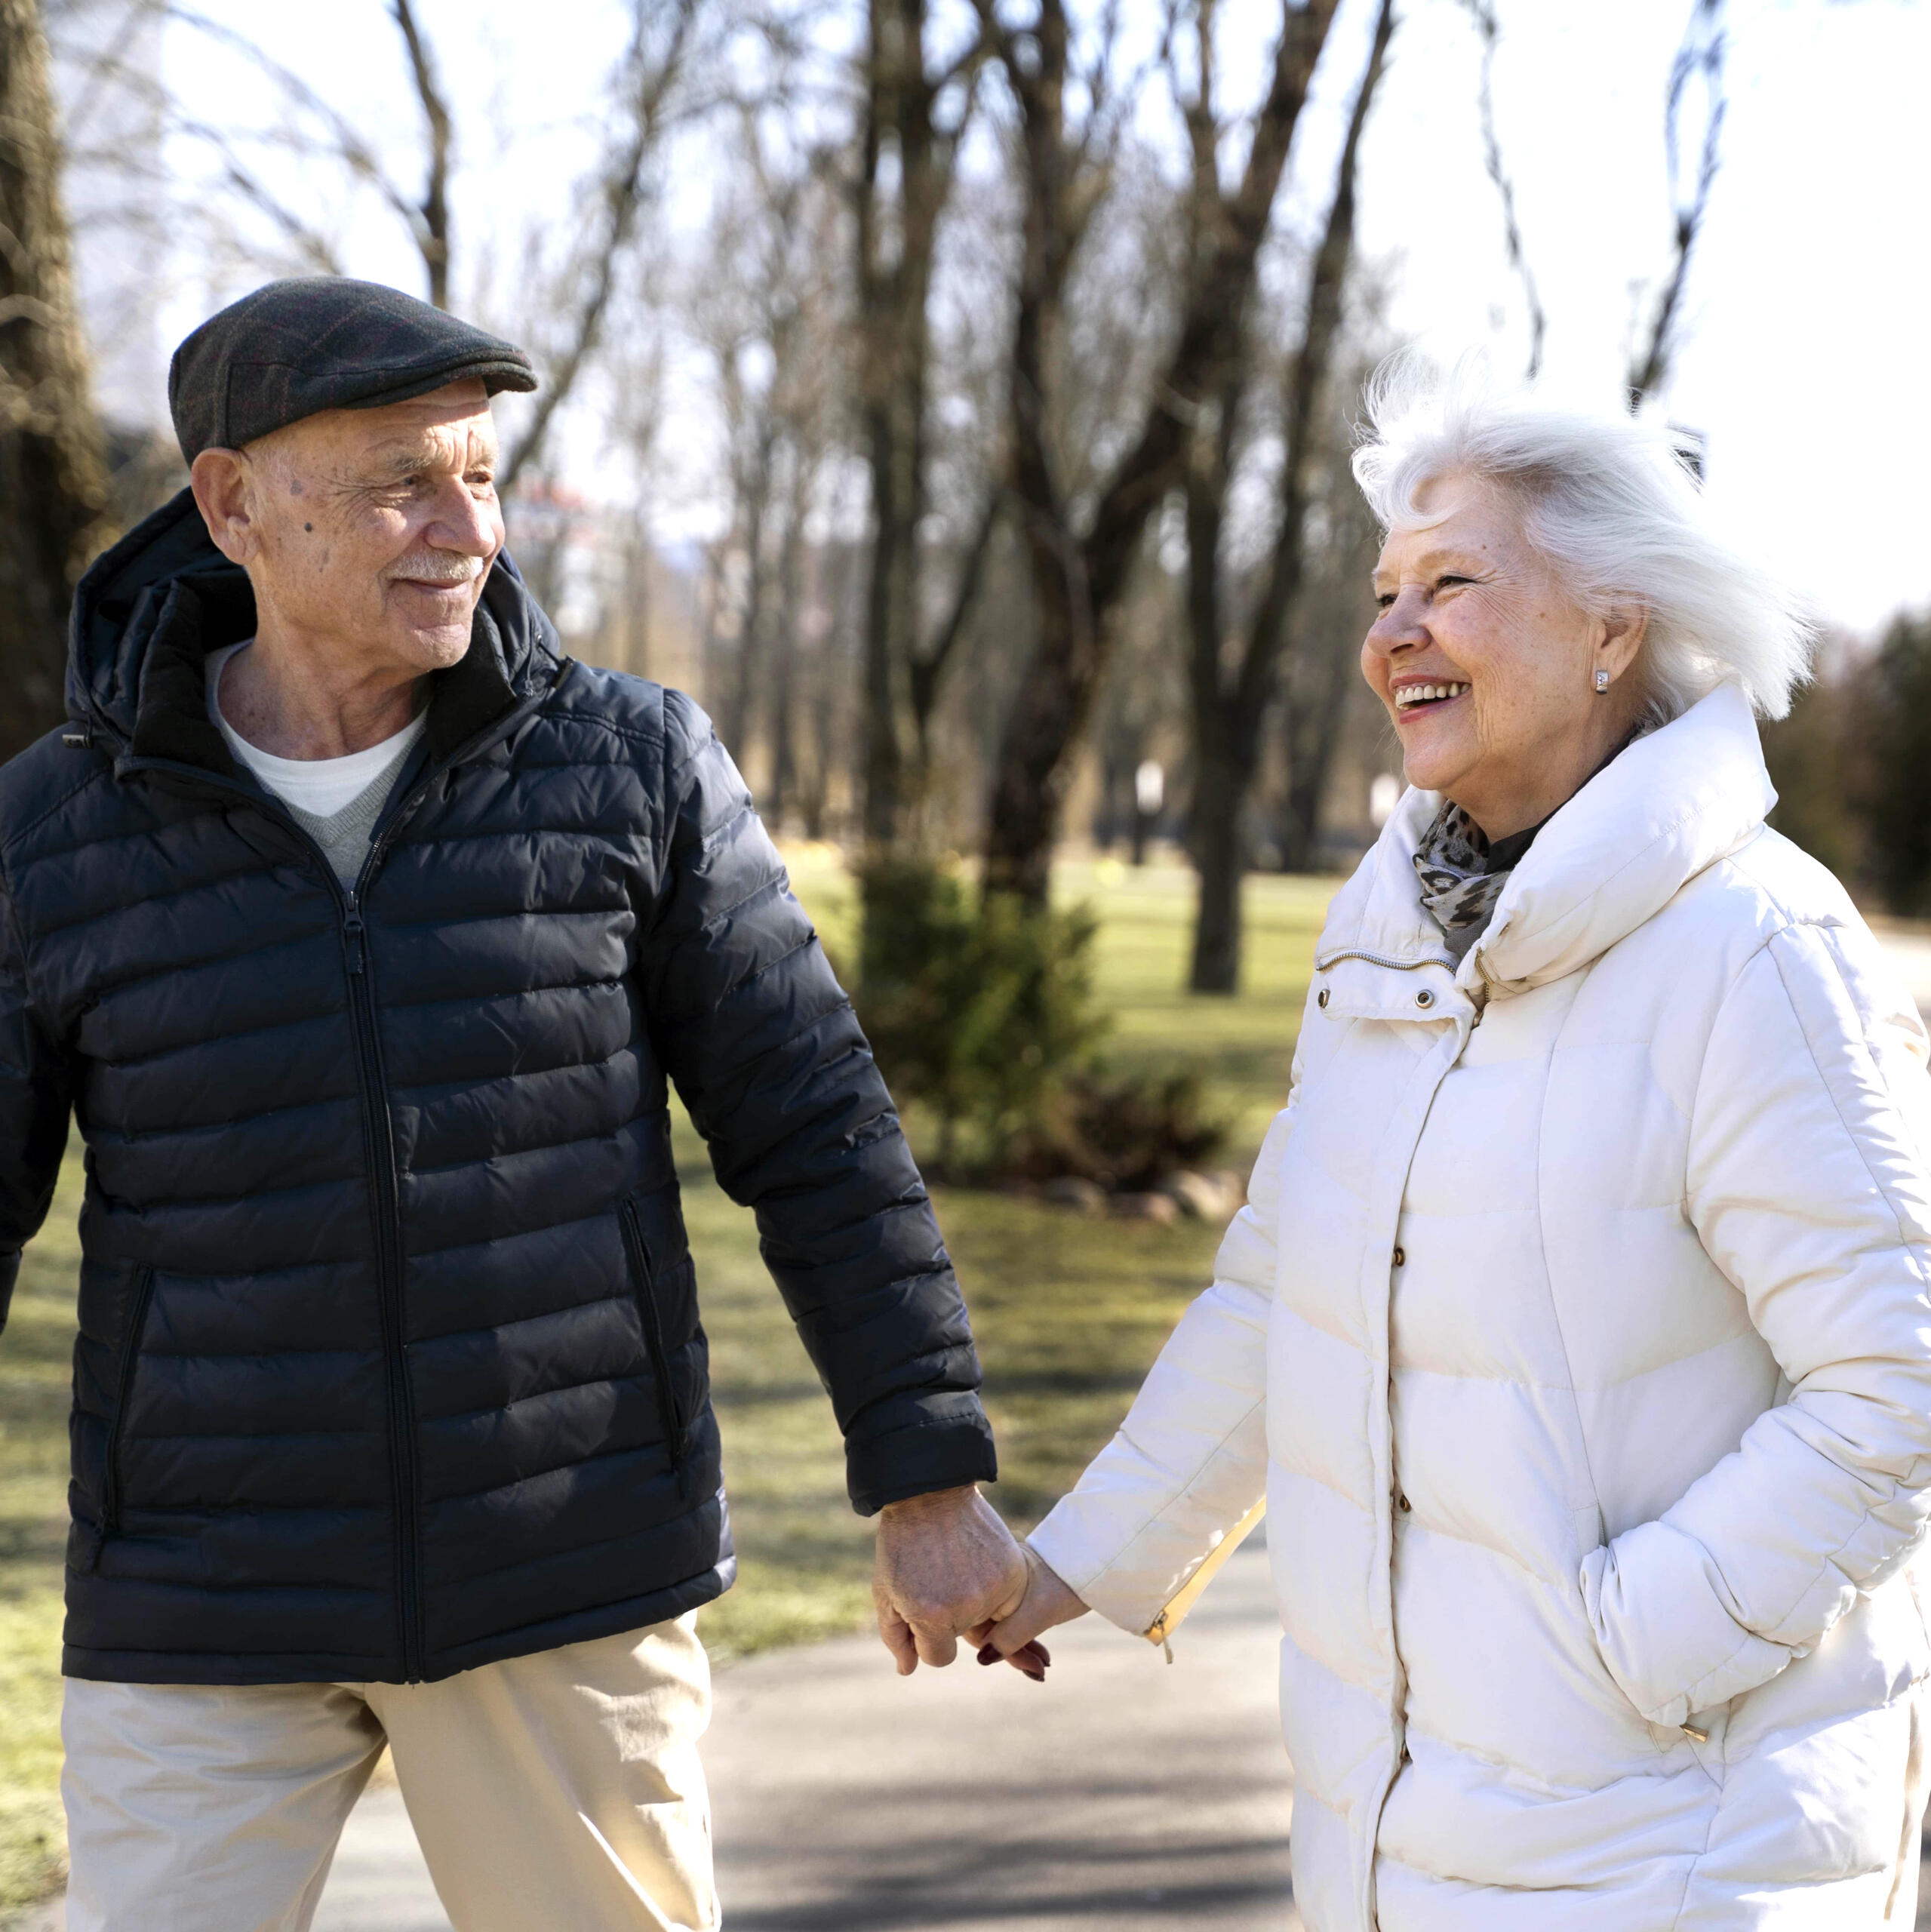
[4,0,1931,1919]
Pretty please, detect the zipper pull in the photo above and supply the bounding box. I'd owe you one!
[343,910,367,975]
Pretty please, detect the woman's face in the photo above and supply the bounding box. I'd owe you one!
[1363,472,1644,839]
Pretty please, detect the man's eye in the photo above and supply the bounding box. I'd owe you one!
[1374,592,1396,610]
[1435,574,1471,591]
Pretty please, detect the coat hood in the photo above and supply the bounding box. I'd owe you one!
[1322,681,1777,1000]
[66,486,564,766]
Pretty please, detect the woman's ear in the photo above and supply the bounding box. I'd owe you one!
[189,448,263,567]
[1598,605,1650,683]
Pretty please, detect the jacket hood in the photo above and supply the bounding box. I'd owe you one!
[1322,681,1776,998]
[66,486,563,765]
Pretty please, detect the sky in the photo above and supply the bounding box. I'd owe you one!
[63,0,1931,639]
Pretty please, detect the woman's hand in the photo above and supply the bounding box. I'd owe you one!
[970,1545,1090,1681]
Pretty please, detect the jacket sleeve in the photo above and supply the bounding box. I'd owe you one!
[1582,916,1931,1727]
[0,866,71,1337]
[638,694,995,1515]
[1024,1098,1287,1636]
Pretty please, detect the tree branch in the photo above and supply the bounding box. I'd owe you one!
[1456,0,1544,380]
[499,0,699,492]
[1628,0,1726,407]
[1238,0,1394,723]
[390,0,453,307]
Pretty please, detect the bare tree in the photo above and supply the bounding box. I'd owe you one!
[389,0,452,309]
[1184,0,1395,992]
[1627,0,1725,407]
[1456,0,1543,379]
[851,0,993,852]
[1,0,112,763]
[973,0,1345,906]
[57,0,704,491]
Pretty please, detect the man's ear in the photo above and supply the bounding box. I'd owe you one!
[189,448,263,566]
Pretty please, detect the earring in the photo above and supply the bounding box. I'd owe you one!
[1594,669,1610,695]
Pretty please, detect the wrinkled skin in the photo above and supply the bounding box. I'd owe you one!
[873,1484,1037,1675]
[189,378,503,759]
[1362,472,1649,841]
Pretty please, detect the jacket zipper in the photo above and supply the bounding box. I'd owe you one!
[340,880,424,1680]
[97,1266,158,1548]
[1314,947,1455,974]
[618,1198,687,1477]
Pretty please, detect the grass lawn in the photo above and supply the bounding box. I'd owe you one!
[0,854,1334,1920]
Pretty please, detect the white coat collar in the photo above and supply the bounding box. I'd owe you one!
[1318,681,1775,1010]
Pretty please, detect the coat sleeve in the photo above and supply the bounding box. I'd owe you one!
[1024,1097,1288,1636]
[0,863,71,1337]
[638,694,995,1515]
[1582,916,1931,1727]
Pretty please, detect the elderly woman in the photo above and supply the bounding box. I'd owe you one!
[983,369,1931,1930]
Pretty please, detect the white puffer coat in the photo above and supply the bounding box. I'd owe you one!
[1029,685,1931,1930]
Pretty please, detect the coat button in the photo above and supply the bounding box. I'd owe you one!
[1392,1245,1406,1266]
[1415,988,1434,1008]
[1317,988,1330,1008]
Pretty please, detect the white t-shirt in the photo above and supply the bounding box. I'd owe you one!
[206,641,425,814]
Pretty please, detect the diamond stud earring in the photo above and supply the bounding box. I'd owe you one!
[1594,669,1610,695]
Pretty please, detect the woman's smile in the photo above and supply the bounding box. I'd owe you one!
[1391,676,1471,720]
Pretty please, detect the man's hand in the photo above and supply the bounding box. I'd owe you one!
[872,1485,1028,1675]
[973,1545,1089,1667]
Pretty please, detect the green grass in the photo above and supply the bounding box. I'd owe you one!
[0,854,1334,1918]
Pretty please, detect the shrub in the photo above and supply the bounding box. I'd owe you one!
[1009,1068,1230,1192]
[855,857,1108,1178]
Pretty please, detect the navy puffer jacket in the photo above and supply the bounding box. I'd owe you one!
[0,492,995,1686]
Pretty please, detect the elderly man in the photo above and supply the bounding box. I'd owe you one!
[0,278,1025,1932]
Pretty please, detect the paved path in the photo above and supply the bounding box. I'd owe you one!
[303,1537,1296,1932]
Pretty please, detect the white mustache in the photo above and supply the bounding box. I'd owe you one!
[388,553,486,587]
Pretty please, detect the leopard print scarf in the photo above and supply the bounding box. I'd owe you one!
[1413,803,1517,964]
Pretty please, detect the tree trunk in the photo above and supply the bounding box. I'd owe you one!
[1188,741,1248,992]
[854,0,972,855]
[979,0,1340,907]
[0,0,112,764]
[1278,620,1357,872]
[1182,0,1394,986]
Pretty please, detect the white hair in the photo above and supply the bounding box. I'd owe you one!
[1350,355,1816,721]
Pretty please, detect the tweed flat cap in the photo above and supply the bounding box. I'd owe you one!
[168,276,538,463]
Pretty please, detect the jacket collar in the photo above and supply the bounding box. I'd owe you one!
[66,486,562,774]
[1319,682,1775,1010]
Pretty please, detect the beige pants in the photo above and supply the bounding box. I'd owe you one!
[60,1615,718,1932]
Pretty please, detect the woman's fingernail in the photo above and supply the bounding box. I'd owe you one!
[976,1644,999,1666]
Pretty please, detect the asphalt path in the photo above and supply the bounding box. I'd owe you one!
[297,1535,1297,1932]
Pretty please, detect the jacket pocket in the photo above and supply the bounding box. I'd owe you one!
[98,1266,157,1546]
[618,1190,691,1473]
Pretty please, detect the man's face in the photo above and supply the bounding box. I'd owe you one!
[191,380,505,678]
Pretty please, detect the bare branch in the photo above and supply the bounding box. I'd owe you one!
[1456,0,1544,380]
[1628,0,1726,407]
[498,0,700,492]
[390,0,453,307]
[909,486,1001,742]
[159,5,422,238]
[1238,0,1395,719]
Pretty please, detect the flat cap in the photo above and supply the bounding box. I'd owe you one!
[168,275,538,463]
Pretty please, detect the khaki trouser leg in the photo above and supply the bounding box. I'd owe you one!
[60,1614,718,1932]
[61,1678,385,1932]
[371,1614,718,1932]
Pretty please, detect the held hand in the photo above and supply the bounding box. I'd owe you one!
[972,1545,1090,1675]
[872,1484,1029,1676]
